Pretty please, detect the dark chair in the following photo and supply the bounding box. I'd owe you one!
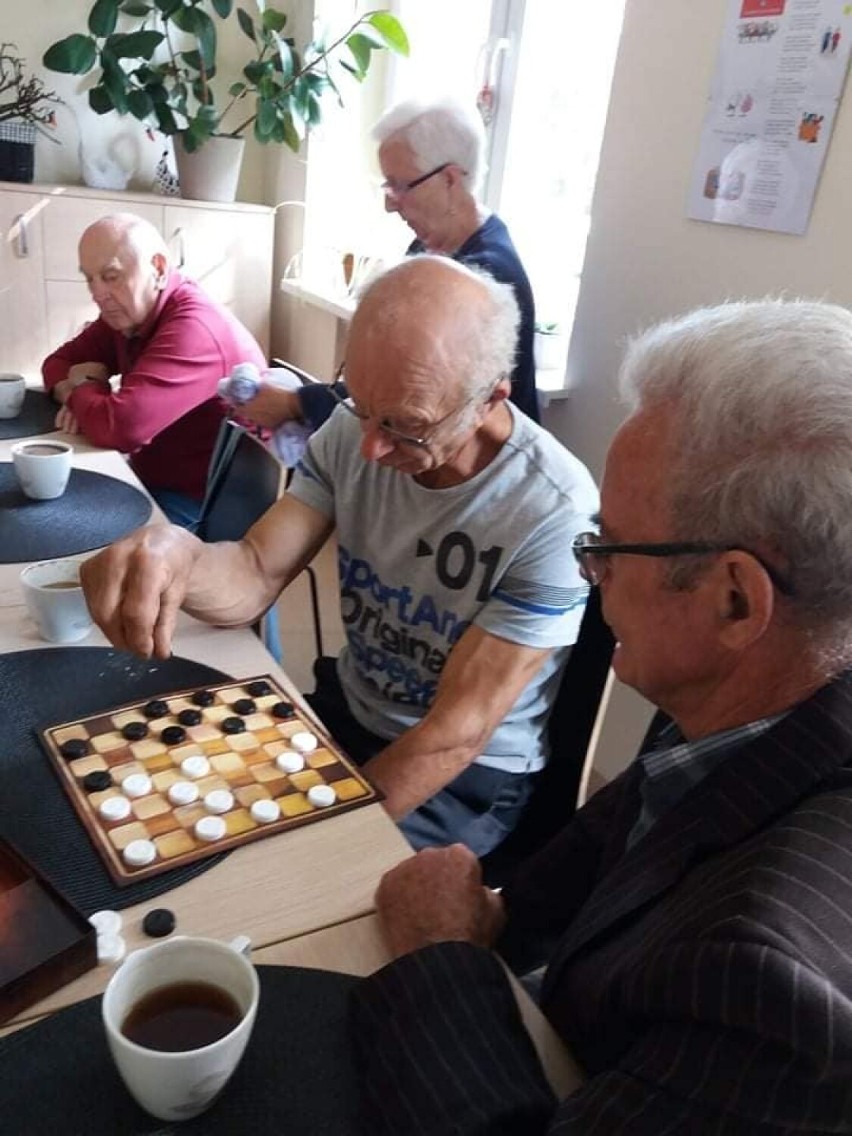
[479,587,615,888]
[196,419,324,661]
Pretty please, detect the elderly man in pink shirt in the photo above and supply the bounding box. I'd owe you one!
[42,212,266,527]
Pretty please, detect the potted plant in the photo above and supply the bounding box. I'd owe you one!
[0,44,62,183]
[43,1,407,201]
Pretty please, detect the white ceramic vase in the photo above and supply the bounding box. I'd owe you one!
[174,135,245,203]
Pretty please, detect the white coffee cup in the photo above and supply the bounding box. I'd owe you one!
[11,440,73,500]
[20,558,94,644]
[102,935,259,1122]
[0,373,26,419]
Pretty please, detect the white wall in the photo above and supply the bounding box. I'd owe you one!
[546,0,852,777]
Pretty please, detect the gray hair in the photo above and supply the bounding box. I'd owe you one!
[620,298,852,652]
[355,255,518,419]
[371,98,486,193]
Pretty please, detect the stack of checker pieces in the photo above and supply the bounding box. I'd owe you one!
[39,675,379,886]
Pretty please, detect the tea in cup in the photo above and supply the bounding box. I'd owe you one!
[20,559,93,644]
[102,935,258,1121]
[11,440,73,500]
[0,373,26,419]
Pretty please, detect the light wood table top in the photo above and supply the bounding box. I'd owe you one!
[0,436,413,1031]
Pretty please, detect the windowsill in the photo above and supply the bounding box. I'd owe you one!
[279,278,355,322]
[281,277,574,403]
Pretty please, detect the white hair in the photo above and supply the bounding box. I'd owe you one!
[620,298,852,650]
[371,98,486,193]
[355,255,518,414]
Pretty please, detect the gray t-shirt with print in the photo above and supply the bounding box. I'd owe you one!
[288,403,599,774]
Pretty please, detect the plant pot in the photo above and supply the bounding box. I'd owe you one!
[534,331,567,372]
[174,135,245,203]
[0,122,36,184]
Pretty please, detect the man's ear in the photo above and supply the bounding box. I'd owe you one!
[152,252,168,289]
[715,552,775,650]
[488,377,512,405]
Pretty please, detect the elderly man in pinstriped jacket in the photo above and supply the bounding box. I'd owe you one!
[351,299,852,1134]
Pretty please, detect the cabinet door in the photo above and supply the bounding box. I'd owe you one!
[41,197,163,281]
[0,191,48,382]
[163,205,272,354]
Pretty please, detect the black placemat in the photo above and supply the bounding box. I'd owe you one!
[0,648,233,915]
[0,965,360,1135]
[0,463,152,563]
[0,389,58,440]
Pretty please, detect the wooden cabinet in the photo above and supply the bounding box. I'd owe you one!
[0,182,273,383]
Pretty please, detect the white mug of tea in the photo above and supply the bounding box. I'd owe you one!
[0,373,26,419]
[102,935,259,1122]
[11,440,73,500]
[20,558,94,644]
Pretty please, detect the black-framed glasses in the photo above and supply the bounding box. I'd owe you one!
[381,162,452,197]
[571,531,794,595]
[324,363,477,451]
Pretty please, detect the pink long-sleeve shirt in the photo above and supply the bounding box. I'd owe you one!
[42,273,266,500]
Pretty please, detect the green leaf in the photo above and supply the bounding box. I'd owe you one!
[365,12,409,56]
[109,30,163,59]
[181,49,204,73]
[193,10,217,72]
[88,85,115,114]
[237,7,256,43]
[228,81,247,97]
[274,38,293,83]
[243,59,272,84]
[101,55,130,113]
[210,0,232,16]
[154,0,182,14]
[89,0,120,38]
[306,90,322,127]
[126,88,154,119]
[256,99,277,137]
[120,1,152,16]
[346,33,373,77]
[43,35,98,75]
[153,102,179,134]
[261,8,287,33]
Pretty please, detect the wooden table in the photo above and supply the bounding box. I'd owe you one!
[0,428,576,1100]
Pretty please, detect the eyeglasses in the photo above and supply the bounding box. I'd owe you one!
[325,364,478,451]
[571,531,794,595]
[381,162,452,197]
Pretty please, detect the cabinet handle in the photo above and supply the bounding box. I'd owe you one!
[12,214,29,257]
[173,226,186,268]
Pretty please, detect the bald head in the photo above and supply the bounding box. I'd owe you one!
[79,213,171,335]
[351,256,518,404]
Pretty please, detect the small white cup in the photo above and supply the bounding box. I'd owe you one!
[20,558,93,644]
[11,440,73,500]
[0,373,26,419]
[102,936,259,1122]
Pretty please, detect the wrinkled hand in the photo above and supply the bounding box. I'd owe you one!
[375,844,506,959]
[80,524,203,659]
[54,404,81,434]
[239,385,302,430]
[53,362,110,406]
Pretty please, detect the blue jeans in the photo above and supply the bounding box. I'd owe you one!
[148,488,202,531]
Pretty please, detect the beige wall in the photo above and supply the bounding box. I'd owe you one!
[550,0,852,775]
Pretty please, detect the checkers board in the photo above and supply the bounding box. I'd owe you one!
[39,674,380,887]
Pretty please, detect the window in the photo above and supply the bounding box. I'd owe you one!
[298,1,626,388]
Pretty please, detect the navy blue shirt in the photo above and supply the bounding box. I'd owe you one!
[297,213,540,429]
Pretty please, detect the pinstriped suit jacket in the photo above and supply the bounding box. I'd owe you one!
[351,673,852,1134]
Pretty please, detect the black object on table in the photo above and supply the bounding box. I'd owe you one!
[0,965,361,1134]
[0,648,233,915]
[0,389,58,441]
[0,463,152,563]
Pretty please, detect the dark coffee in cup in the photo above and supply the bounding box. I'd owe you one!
[121,981,242,1052]
[42,581,80,590]
[19,444,67,456]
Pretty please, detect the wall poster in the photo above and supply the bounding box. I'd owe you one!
[687,0,852,234]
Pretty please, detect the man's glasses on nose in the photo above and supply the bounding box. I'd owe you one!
[381,162,452,198]
[324,364,470,450]
[571,531,794,594]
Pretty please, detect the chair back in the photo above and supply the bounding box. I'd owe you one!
[197,421,283,543]
[480,587,615,887]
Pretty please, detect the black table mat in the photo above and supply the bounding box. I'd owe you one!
[0,389,58,440]
[0,965,360,1135]
[0,463,152,563]
[0,648,233,915]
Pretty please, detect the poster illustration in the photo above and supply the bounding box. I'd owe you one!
[687,0,852,234]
